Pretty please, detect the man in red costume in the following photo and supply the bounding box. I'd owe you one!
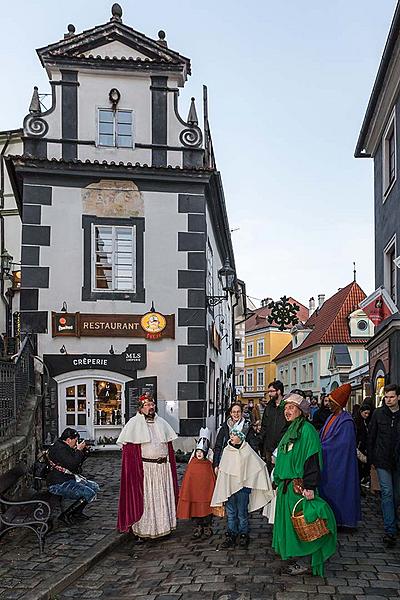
[117,397,178,539]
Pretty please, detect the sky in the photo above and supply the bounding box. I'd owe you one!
[0,0,397,307]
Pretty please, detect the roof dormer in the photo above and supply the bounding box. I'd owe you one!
[348,308,374,339]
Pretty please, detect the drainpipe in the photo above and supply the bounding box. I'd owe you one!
[0,134,12,333]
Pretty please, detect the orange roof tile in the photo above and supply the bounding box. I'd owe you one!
[275,281,369,361]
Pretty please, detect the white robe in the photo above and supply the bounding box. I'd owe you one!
[117,413,178,538]
[211,441,274,513]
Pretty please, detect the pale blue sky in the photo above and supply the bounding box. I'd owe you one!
[1,1,397,306]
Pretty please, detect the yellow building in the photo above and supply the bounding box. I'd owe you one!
[240,299,309,405]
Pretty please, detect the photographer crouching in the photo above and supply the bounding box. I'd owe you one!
[47,427,100,525]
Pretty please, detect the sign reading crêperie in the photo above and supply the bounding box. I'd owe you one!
[52,312,175,339]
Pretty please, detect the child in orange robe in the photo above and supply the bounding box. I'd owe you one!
[177,429,216,540]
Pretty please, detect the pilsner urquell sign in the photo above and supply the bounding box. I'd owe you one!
[52,312,175,339]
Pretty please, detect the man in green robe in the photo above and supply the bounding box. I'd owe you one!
[272,393,337,576]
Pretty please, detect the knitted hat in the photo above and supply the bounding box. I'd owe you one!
[230,427,245,442]
[283,393,311,416]
[360,398,373,412]
[329,383,352,408]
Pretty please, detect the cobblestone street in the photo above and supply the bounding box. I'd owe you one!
[55,490,400,600]
[1,452,400,599]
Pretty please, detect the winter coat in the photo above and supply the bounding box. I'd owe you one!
[47,439,85,486]
[213,419,257,467]
[312,407,331,432]
[367,404,400,471]
[260,400,288,456]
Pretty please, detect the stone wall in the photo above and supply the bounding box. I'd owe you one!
[0,394,43,479]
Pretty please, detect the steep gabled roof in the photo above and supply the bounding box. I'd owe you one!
[37,10,191,78]
[246,297,309,334]
[275,281,369,361]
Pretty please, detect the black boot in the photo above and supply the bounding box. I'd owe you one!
[220,531,236,549]
[238,533,249,548]
[71,499,90,521]
[58,499,82,525]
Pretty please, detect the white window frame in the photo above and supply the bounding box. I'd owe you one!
[384,234,397,304]
[257,367,264,389]
[246,342,254,358]
[246,369,254,390]
[292,365,297,385]
[383,109,397,200]
[238,372,244,387]
[91,223,136,293]
[257,338,264,356]
[97,108,135,148]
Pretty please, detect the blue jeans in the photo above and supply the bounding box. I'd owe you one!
[49,478,99,503]
[376,468,400,535]
[226,487,251,535]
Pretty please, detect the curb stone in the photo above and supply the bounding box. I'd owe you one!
[19,531,125,600]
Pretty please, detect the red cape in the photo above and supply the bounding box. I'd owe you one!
[117,442,179,533]
[177,458,216,519]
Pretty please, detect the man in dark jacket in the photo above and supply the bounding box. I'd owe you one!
[47,427,99,524]
[368,384,400,547]
[260,380,288,473]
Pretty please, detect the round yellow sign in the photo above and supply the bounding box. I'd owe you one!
[140,312,167,335]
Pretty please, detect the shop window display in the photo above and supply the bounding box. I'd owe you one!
[95,380,122,427]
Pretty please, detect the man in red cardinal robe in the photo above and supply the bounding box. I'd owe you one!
[117,398,178,538]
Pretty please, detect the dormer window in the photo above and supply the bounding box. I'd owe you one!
[98,109,134,148]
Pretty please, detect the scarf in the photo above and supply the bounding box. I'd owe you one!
[278,416,305,453]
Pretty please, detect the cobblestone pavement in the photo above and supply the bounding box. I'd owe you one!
[0,452,123,600]
[56,488,400,600]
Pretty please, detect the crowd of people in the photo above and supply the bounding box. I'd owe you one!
[44,380,400,577]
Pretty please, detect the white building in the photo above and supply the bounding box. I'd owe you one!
[1,5,236,448]
[275,281,374,397]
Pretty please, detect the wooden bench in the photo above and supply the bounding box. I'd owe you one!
[0,464,51,553]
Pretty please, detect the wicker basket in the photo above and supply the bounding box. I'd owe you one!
[291,498,329,542]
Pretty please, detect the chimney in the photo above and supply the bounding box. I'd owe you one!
[309,297,315,316]
[318,294,325,309]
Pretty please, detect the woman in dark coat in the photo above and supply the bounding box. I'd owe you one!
[354,399,372,484]
[213,403,258,471]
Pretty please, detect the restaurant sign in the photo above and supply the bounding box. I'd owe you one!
[52,312,175,339]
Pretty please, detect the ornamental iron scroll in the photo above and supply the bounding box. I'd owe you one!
[267,296,300,331]
[179,127,202,148]
[173,91,203,149]
[23,114,49,138]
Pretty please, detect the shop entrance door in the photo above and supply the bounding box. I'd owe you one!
[60,379,91,439]
[59,376,125,446]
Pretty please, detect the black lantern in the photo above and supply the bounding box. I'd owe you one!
[218,258,235,293]
[1,250,13,277]
[206,257,235,307]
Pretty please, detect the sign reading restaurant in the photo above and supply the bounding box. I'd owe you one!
[52,312,175,339]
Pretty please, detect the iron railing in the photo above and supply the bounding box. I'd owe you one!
[0,336,35,442]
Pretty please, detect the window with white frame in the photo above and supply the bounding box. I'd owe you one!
[257,368,264,389]
[235,338,242,353]
[301,364,307,383]
[246,369,254,389]
[93,225,135,291]
[284,368,289,385]
[384,235,397,303]
[82,216,144,302]
[98,109,134,148]
[308,362,314,382]
[292,365,297,385]
[238,372,244,387]
[247,342,254,358]
[383,110,396,196]
[257,338,264,356]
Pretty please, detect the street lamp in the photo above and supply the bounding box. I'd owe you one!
[1,250,13,278]
[206,257,236,307]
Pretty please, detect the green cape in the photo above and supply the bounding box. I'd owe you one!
[272,417,337,576]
